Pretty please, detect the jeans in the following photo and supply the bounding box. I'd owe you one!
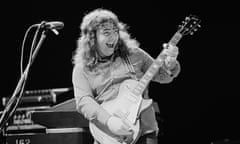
[136,132,158,144]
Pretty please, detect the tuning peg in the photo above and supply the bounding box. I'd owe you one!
[181,21,186,25]
[185,16,190,21]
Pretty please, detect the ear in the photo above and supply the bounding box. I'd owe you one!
[89,39,95,47]
[87,31,96,47]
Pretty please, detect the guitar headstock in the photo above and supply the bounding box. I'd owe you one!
[178,15,201,36]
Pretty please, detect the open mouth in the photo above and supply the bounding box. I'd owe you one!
[106,43,115,48]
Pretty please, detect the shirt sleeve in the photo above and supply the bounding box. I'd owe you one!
[154,61,181,83]
[139,48,181,84]
[72,65,111,125]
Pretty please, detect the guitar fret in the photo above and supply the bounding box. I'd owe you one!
[141,79,147,84]
[169,32,182,46]
[149,65,158,73]
[133,87,141,96]
[138,83,145,90]
[142,74,151,83]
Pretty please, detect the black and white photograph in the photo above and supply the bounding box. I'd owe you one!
[0,1,238,144]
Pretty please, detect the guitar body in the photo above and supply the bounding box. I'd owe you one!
[89,79,153,144]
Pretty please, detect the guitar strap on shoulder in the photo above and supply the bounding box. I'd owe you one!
[124,55,138,80]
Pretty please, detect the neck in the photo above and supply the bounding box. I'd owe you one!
[97,52,114,62]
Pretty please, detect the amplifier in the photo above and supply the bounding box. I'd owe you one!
[0,106,50,126]
[2,88,72,108]
[4,128,93,144]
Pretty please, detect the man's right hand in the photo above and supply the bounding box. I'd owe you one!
[106,116,133,136]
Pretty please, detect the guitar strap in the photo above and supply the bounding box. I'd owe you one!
[124,55,138,80]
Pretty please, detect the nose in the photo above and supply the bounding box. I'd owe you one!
[108,32,118,43]
[108,36,115,43]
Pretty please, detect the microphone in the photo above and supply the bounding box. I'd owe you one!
[39,21,64,35]
[41,21,64,30]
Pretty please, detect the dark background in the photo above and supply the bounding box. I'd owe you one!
[0,1,238,144]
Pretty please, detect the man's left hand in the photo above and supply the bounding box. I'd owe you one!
[162,43,179,68]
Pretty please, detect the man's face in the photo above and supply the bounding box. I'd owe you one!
[96,22,119,57]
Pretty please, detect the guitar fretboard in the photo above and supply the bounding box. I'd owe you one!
[132,32,182,96]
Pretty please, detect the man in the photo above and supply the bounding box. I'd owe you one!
[72,8,180,144]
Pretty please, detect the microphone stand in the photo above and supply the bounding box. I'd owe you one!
[0,24,49,137]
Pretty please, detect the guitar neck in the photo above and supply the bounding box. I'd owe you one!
[132,32,182,96]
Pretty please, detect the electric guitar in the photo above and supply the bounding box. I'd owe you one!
[89,15,201,144]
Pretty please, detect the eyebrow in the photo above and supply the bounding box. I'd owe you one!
[102,28,112,31]
[100,29,113,34]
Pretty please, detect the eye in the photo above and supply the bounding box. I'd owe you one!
[103,31,111,36]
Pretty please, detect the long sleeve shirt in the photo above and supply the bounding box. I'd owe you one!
[72,47,180,134]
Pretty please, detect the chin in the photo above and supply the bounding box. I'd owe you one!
[107,53,114,56]
[107,50,114,56]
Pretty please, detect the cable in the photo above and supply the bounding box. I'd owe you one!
[20,24,39,75]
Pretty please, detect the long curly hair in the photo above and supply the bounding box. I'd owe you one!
[72,8,140,71]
